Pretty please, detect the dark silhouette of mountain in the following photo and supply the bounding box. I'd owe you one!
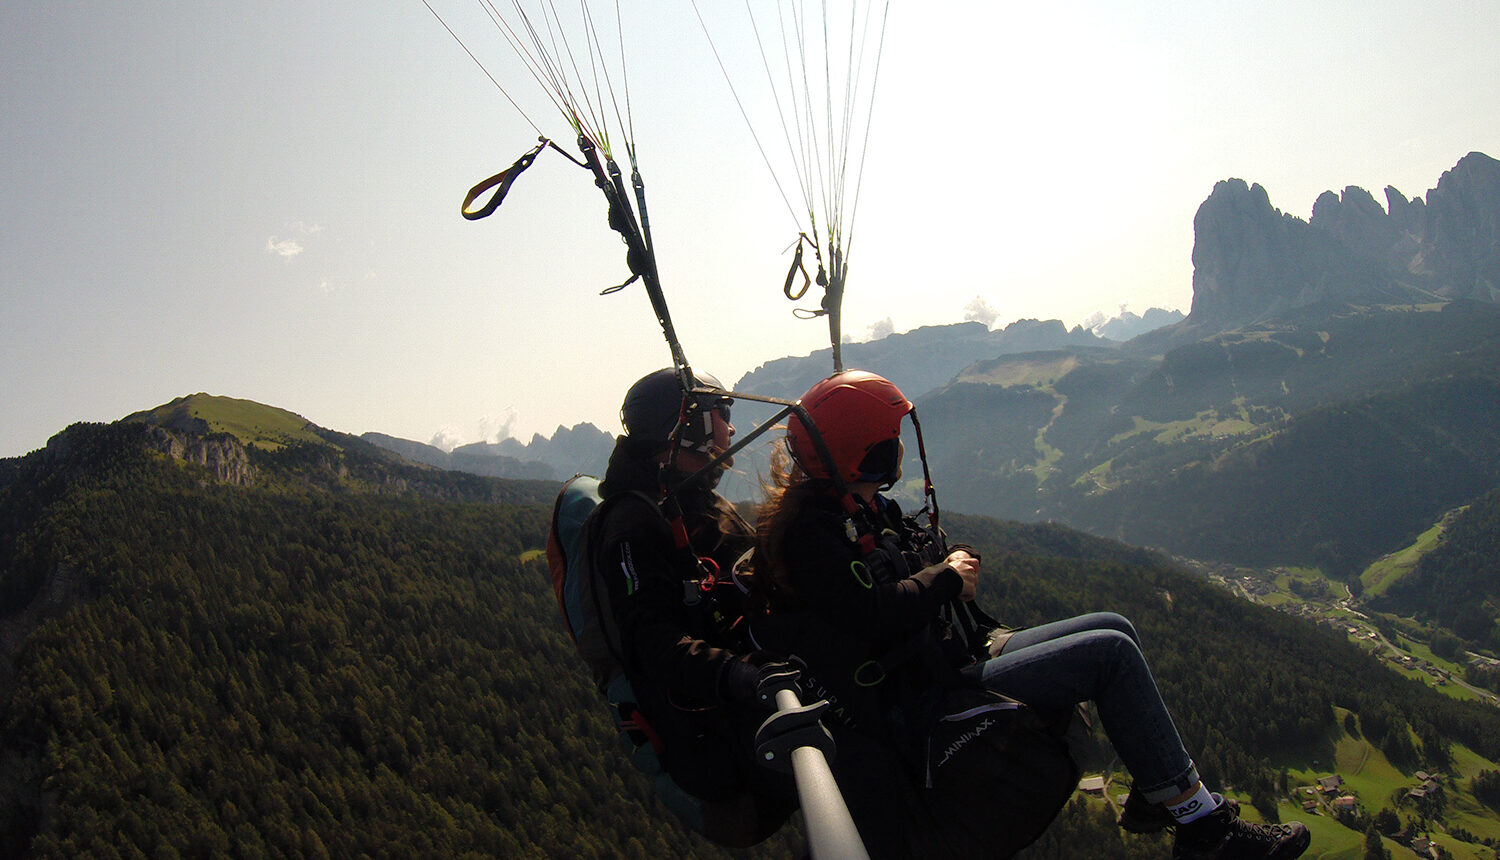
[449,441,558,480]
[491,422,614,478]
[1141,151,1499,349]
[1091,307,1185,342]
[362,422,613,483]
[733,319,1111,405]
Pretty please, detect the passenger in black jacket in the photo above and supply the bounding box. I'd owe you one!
[753,370,1312,860]
[595,368,797,847]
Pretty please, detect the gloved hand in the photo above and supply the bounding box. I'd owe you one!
[720,658,802,708]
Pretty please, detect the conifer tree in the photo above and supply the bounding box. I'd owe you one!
[1362,823,1390,860]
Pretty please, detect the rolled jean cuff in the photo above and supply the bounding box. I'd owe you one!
[1137,761,1201,805]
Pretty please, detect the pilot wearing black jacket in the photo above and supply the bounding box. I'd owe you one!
[594,368,798,848]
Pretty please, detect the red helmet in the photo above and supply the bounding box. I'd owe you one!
[787,370,912,483]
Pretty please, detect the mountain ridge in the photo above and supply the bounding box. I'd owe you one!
[356,314,1164,487]
[917,300,1500,573]
[122,393,329,452]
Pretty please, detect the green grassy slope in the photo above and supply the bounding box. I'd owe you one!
[124,393,329,451]
[1361,510,1462,597]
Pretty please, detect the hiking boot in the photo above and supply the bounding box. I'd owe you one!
[1118,790,1237,833]
[1171,799,1310,859]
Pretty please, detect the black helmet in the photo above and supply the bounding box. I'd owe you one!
[620,368,731,453]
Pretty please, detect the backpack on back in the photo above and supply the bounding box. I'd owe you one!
[547,474,627,692]
[544,474,723,837]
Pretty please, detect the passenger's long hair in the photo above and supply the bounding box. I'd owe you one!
[753,443,828,611]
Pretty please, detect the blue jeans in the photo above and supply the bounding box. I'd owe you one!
[977,612,1200,804]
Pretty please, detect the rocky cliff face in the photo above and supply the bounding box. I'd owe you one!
[1186,152,1500,333]
[146,426,254,485]
[1188,179,1384,328]
[1405,152,1500,297]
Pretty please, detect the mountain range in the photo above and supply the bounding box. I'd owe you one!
[358,313,1180,485]
[918,151,1500,580]
[365,152,1500,587]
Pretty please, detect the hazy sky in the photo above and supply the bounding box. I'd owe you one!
[3,1,1497,458]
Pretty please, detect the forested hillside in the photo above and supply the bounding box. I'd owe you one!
[919,301,1500,575]
[1374,486,1500,649]
[0,422,764,858]
[945,514,1500,783]
[1065,373,1500,575]
[3,415,1500,857]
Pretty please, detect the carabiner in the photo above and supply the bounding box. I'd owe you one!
[849,560,873,589]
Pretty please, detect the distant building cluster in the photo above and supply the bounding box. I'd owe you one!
[1192,563,1500,709]
[1406,771,1442,801]
[1297,773,1363,825]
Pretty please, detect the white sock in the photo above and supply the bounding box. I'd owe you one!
[1167,784,1219,824]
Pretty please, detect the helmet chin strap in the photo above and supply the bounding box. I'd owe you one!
[907,407,940,532]
[841,410,939,549]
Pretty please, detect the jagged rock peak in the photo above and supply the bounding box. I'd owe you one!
[1188,179,1307,327]
[1310,185,1403,259]
[1186,152,1499,332]
[1310,185,1384,223]
[1444,150,1500,184]
[1200,178,1278,219]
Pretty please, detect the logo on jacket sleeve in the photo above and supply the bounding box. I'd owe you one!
[618,542,640,595]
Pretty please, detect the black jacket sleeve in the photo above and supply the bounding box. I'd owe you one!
[597,494,739,705]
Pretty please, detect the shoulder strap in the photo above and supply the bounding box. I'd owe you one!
[580,488,697,684]
[573,489,653,691]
